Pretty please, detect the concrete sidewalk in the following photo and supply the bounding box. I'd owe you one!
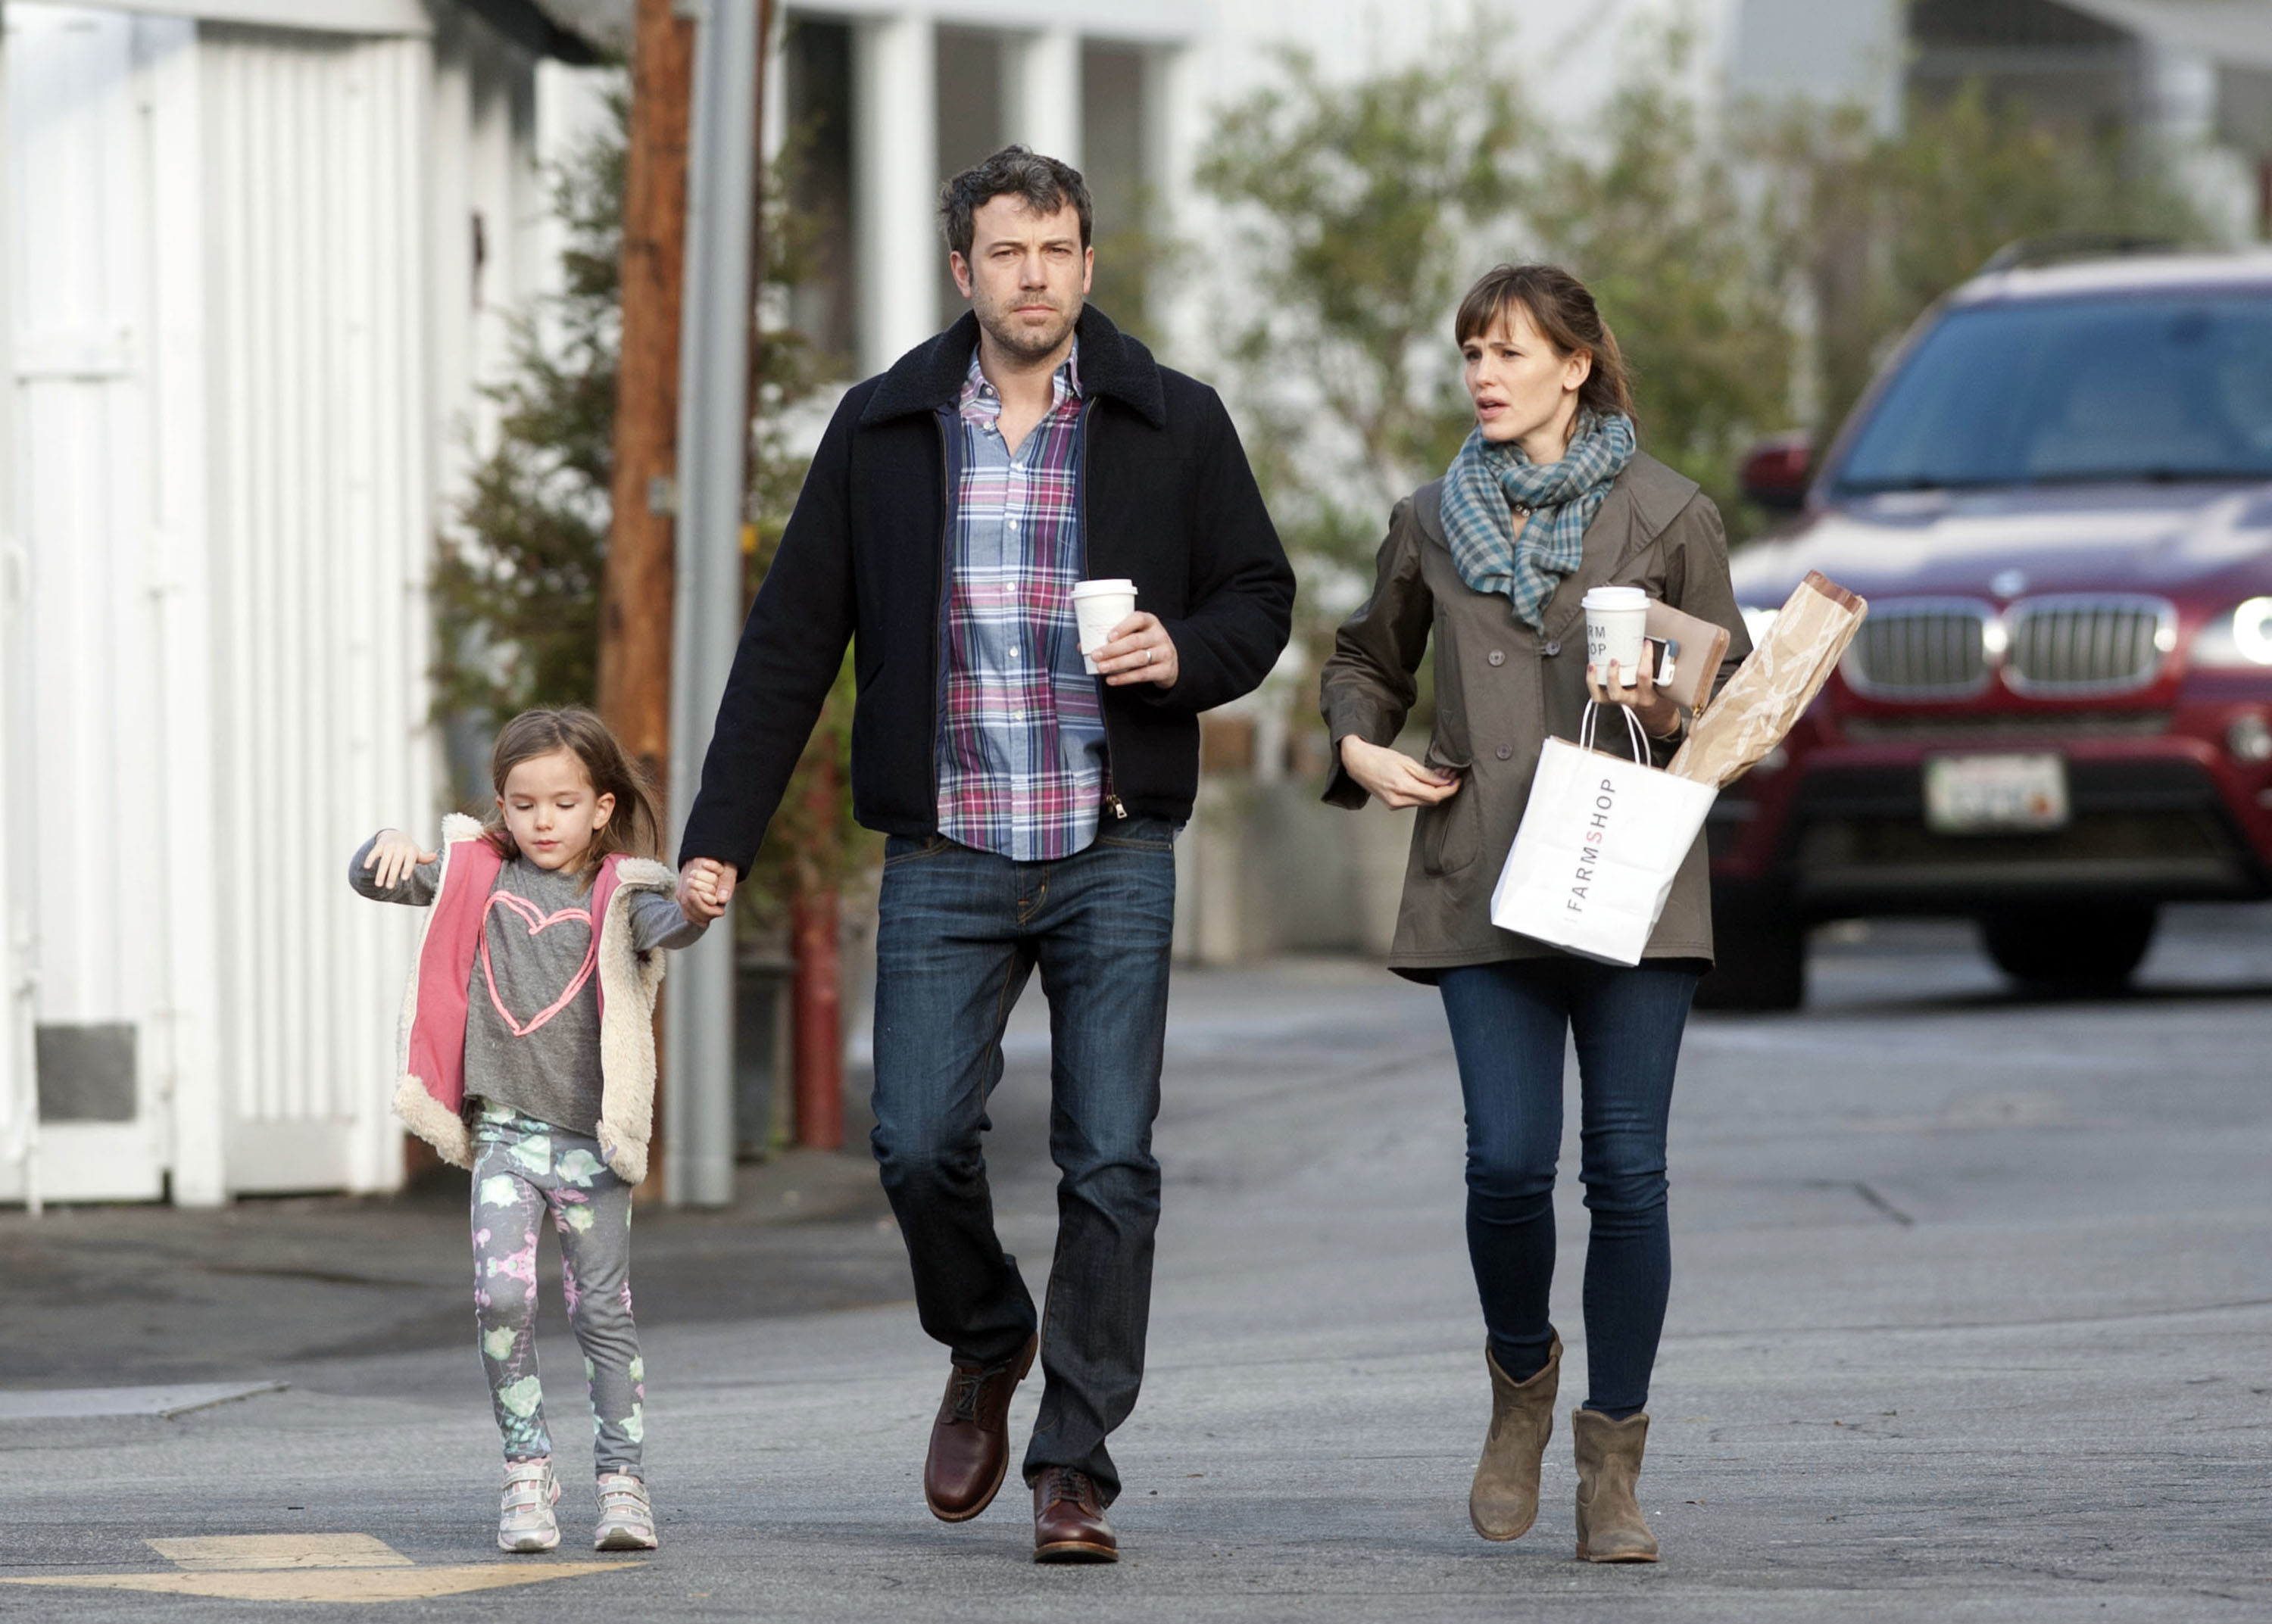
[5,912,2271,1619]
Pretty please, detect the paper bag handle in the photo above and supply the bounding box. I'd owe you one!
[1578,699,1649,765]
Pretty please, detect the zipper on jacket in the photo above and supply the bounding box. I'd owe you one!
[929,413,952,831]
[1076,397,1130,823]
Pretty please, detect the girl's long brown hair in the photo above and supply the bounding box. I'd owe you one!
[1454,263,1637,424]
[484,706,664,887]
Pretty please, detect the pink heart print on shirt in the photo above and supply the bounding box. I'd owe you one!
[479,890,598,1037]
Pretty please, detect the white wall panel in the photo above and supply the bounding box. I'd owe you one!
[5,5,547,1206]
[8,4,169,1202]
[145,13,228,1205]
[200,23,433,1193]
[0,14,29,1209]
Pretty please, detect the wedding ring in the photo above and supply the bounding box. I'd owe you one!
[1144,648,1154,665]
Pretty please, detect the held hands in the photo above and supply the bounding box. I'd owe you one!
[363,830,436,891]
[1091,613,1180,689]
[678,858,737,923]
[1586,651,1683,740]
[1338,736,1463,809]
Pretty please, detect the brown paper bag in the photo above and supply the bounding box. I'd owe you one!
[1667,572,1867,789]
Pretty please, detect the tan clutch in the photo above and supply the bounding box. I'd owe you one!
[1643,601,1733,717]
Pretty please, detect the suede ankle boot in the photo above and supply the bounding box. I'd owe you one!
[1571,1407,1659,1563]
[1468,1334,1560,1541]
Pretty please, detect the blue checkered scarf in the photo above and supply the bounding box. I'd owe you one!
[1439,410,1636,630]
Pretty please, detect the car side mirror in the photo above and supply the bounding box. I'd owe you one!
[1740,432,1812,513]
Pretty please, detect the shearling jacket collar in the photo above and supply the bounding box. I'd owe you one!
[860,305,1168,429]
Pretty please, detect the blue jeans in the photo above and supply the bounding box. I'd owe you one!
[870,817,1178,1503]
[1437,956,1702,1418]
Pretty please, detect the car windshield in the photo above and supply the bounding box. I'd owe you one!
[1831,291,2272,494]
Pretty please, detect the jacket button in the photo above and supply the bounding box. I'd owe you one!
[1496,745,1513,760]
[1487,650,1506,667]
[1543,640,1561,656]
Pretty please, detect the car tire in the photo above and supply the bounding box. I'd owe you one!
[1979,905,2156,992]
[1695,902,1806,1011]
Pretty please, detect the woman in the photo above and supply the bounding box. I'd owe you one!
[1320,263,1749,1563]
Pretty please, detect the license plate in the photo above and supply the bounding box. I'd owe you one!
[1923,753,2069,834]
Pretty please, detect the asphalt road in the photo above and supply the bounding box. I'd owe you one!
[4,905,2270,1620]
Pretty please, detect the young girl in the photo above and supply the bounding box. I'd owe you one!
[351,706,713,1554]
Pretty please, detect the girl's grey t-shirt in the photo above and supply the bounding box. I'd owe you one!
[351,837,704,1136]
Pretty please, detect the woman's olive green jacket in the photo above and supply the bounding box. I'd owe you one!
[1319,452,1751,983]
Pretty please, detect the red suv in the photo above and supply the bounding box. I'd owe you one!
[1706,248,2272,1008]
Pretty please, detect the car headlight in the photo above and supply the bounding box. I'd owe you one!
[2192,597,2272,669]
[1739,606,1780,647]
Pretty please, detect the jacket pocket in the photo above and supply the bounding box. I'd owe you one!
[1417,789,1480,877]
[1415,746,1480,877]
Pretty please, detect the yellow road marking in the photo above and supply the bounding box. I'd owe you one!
[0,1566,639,1602]
[146,1534,411,1570]
[0,1532,644,1604]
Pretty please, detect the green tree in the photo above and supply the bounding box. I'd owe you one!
[1194,24,1792,656]
[1526,32,1794,522]
[1195,40,1530,644]
[430,89,626,743]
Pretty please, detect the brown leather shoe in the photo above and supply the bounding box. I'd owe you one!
[923,1333,1037,1523]
[1031,1466,1118,1563]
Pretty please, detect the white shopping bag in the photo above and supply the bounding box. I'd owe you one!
[1490,703,1720,965]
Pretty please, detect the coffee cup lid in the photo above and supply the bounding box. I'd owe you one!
[1581,585,1649,609]
[1072,578,1136,598]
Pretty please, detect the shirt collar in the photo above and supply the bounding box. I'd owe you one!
[956,337,1083,422]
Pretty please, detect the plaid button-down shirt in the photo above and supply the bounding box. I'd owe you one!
[934,342,1109,862]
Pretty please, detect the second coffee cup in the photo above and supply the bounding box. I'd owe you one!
[1582,585,1650,688]
[1072,579,1138,675]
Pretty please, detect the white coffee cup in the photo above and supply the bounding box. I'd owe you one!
[1582,585,1650,688]
[1072,578,1138,675]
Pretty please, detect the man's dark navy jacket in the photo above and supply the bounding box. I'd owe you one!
[678,305,1296,874]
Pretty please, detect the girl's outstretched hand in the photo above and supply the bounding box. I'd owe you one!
[364,829,436,891]
[678,858,735,923]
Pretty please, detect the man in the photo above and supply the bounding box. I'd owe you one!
[676,146,1293,1562]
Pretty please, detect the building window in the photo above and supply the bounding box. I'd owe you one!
[1908,0,2136,142]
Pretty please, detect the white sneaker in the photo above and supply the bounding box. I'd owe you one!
[498,1457,561,1553]
[594,1473,659,1551]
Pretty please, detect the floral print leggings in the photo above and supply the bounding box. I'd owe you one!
[470,1103,644,1476]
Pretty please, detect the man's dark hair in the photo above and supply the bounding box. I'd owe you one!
[938,145,1093,260]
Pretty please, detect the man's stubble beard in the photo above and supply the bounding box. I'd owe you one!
[976,292,1081,364]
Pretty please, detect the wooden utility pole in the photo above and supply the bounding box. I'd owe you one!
[601,0,695,1199]
[599,0,695,793]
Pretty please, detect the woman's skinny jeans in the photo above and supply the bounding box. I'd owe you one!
[1437,955,1702,1419]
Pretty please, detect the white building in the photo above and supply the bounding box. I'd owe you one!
[0,0,607,1205]
[764,0,1737,382]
